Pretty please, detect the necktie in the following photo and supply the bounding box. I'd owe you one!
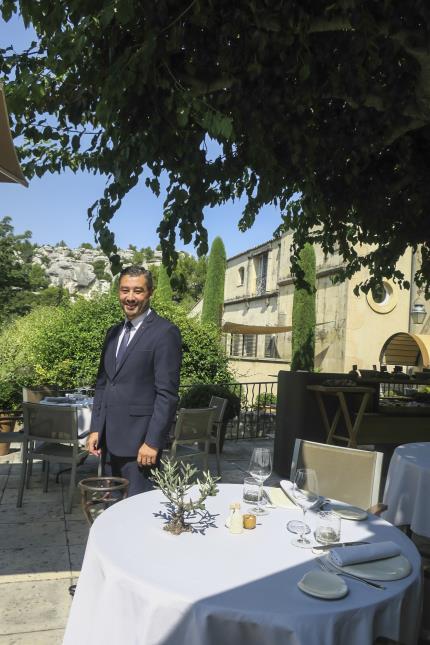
[116,321,133,368]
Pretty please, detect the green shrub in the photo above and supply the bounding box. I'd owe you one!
[254,392,277,408]
[0,293,233,407]
[201,237,226,326]
[179,383,241,421]
[291,243,316,371]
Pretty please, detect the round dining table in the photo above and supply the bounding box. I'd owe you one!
[383,441,430,538]
[63,484,422,645]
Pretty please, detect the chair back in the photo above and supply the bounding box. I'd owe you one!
[22,402,79,443]
[173,407,216,443]
[22,386,63,403]
[291,439,383,509]
[208,396,228,426]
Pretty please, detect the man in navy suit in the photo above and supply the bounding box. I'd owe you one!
[87,265,182,495]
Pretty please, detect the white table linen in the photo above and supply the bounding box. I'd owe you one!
[383,442,430,537]
[40,399,92,445]
[64,484,422,645]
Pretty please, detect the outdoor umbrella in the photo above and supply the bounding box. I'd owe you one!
[0,81,28,187]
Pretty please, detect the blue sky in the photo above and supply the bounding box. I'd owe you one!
[0,14,283,258]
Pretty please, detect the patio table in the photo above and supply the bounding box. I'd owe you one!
[306,385,374,448]
[383,442,430,538]
[63,483,422,645]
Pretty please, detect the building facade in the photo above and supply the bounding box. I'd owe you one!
[222,232,421,382]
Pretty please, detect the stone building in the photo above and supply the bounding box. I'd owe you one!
[221,232,424,382]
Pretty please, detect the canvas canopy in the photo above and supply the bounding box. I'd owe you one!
[0,83,28,187]
[379,332,430,368]
[222,322,292,334]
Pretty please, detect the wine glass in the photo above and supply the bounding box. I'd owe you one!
[290,468,319,547]
[248,447,272,515]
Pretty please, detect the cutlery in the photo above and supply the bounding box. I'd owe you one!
[312,540,370,551]
[317,557,386,590]
[262,489,276,508]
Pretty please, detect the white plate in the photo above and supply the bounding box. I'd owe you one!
[298,569,348,599]
[330,504,368,521]
[342,555,411,581]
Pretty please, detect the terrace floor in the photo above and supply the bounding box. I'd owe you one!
[0,437,277,644]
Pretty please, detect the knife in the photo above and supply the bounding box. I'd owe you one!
[312,540,370,551]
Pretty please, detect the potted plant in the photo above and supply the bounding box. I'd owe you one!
[179,383,241,453]
[0,380,22,456]
[254,392,277,413]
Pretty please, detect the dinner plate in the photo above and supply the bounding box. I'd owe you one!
[341,555,412,581]
[298,570,348,599]
[330,504,368,521]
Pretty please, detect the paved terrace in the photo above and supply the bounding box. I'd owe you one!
[0,438,277,644]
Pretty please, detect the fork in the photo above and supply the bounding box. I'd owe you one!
[317,557,386,590]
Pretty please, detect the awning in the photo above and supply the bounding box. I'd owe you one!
[379,332,430,367]
[222,322,292,334]
[0,82,28,187]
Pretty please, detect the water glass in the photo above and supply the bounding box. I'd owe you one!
[315,511,341,544]
[243,477,261,505]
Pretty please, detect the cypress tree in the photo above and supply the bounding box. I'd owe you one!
[291,243,316,371]
[201,237,226,326]
[155,265,173,302]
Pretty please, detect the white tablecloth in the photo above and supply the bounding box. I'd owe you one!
[40,401,92,445]
[383,442,430,537]
[64,484,422,645]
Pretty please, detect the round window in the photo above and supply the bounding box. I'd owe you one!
[366,281,397,314]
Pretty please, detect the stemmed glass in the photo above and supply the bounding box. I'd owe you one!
[248,447,272,515]
[289,468,319,547]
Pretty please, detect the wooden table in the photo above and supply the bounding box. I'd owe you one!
[306,385,375,448]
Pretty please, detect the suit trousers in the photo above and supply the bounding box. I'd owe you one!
[102,446,160,497]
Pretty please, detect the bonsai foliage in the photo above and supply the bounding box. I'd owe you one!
[2,3,429,291]
[150,458,220,534]
[291,244,316,372]
[201,237,226,327]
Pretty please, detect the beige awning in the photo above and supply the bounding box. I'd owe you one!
[0,83,28,187]
[379,332,430,367]
[222,322,292,334]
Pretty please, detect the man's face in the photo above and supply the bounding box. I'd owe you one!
[119,274,153,320]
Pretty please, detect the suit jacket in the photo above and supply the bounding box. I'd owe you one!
[90,310,182,457]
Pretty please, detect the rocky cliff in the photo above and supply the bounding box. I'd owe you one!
[32,245,162,297]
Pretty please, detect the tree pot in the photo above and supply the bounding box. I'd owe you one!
[0,414,16,457]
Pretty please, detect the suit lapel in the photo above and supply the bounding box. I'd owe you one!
[104,323,122,379]
[114,310,156,374]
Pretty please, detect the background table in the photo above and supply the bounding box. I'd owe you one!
[383,442,430,537]
[64,484,422,645]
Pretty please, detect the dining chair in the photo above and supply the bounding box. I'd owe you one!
[17,402,88,513]
[170,407,216,471]
[0,409,24,457]
[208,396,228,476]
[291,439,384,513]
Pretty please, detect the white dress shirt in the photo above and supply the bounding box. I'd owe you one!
[115,309,151,357]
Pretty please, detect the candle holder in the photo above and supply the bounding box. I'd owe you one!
[78,476,129,526]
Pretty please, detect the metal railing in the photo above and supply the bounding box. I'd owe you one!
[179,381,278,440]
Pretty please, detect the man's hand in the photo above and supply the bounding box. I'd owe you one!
[137,442,158,467]
[87,432,101,456]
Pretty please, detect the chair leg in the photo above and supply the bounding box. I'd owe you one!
[66,462,77,513]
[215,439,221,476]
[17,441,29,508]
[43,461,50,492]
[26,457,33,488]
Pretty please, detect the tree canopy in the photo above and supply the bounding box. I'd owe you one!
[1,2,430,291]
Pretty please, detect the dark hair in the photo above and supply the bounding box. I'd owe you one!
[119,265,153,290]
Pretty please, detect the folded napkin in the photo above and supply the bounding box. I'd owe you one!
[266,486,297,509]
[329,541,401,567]
[280,480,322,509]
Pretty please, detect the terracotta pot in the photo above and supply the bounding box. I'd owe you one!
[0,414,16,457]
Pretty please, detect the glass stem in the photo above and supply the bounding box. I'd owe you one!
[258,482,263,512]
